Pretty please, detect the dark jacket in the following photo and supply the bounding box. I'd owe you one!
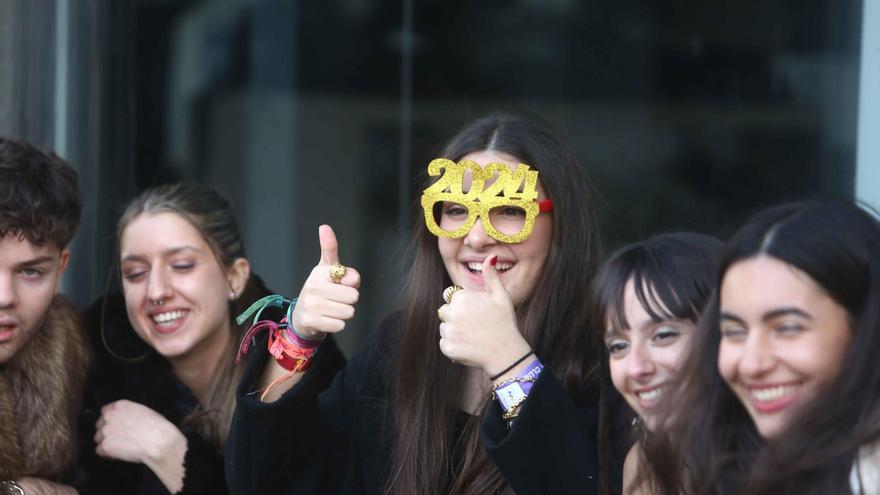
[226,314,612,494]
[73,293,229,495]
[481,372,603,493]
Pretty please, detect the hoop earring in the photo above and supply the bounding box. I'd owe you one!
[101,264,150,363]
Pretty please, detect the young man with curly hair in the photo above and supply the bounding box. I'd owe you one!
[0,138,90,495]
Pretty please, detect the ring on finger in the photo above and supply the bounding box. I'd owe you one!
[437,303,449,322]
[442,285,463,304]
[329,262,347,284]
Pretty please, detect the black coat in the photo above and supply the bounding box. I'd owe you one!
[226,314,616,494]
[72,293,229,495]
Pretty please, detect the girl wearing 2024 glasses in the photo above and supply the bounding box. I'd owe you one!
[226,112,628,493]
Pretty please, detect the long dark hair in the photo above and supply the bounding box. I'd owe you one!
[389,111,603,494]
[643,201,880,494]
[115,182,269,448]
[590,232,722,494]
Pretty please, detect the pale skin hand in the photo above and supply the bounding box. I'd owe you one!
[16,478,78,495]
[258,224,361,402]
[438,255,533,383]
[94,400,187,494]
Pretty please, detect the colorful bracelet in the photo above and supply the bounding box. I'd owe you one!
[235,294,322,372]
[267,329,319,372]
[283,326,323,349]
[284,298,325,343]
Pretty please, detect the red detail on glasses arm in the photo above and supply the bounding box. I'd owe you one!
[538,199,553,212]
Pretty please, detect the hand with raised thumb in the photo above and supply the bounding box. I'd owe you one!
[437,255,532,375]
[290,225,360,337]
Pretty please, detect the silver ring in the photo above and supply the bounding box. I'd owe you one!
[437,304,448,322]
[1,481,25,495]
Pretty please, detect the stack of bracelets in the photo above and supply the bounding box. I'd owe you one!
[235,294,324,399]
[490,351,544,427]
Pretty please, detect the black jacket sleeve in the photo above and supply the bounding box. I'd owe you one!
[480,370,600,494]
[177,432,227,495]
[225,324,393,495]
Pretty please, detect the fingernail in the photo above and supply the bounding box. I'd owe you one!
[490,255,498,266]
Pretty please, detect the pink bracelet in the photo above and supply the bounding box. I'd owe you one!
[282,326,323,348]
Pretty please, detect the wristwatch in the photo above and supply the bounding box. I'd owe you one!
[1,480,25,495]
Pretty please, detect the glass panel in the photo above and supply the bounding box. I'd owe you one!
[0,0,864,352]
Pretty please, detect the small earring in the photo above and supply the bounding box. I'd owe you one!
[229,291,236,300]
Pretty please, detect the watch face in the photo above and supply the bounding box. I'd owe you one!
[495,381,527,410]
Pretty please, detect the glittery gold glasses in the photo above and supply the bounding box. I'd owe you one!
[420,158,553,244]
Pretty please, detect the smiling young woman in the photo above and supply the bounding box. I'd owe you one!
[225,111,624,494]
[590,232,722,494]
[642,201,880,495]
[76,183,281,495]
[717,255,852,439]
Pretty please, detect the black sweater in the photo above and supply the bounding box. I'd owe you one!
[226,314,616,494]
[73,294,229,495]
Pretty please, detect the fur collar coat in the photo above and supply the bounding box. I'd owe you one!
[0,296,90,480]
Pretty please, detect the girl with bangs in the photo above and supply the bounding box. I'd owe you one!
[591,232,722,494]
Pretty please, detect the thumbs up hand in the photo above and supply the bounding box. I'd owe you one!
[290,225,360,338]
[437,255,532,377]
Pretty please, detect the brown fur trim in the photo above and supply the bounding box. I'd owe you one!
[0,372,23,477]
[0,296,91,480]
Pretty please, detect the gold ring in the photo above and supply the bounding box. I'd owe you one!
[329,262,347,284]
[437,304,448,322]
[442,285,463,304]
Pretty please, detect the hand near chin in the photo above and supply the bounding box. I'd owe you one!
[290,225,360,338]
[437,255,532,376]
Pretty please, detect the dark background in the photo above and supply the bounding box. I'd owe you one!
[0,0,862,353]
